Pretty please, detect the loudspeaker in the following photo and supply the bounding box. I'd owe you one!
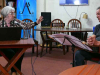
[41,12,51,26]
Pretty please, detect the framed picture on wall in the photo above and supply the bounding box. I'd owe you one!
[59,0,89,6]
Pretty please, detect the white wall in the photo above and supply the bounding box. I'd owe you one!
[36,0,100,44]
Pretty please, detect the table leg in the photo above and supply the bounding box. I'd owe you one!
[63,45,65,55]
[0,64,9,75]
[0,50,22,75]
[0,48,27,75]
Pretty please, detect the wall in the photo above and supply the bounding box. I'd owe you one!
[0,0,6,18]
[36,0,100,44]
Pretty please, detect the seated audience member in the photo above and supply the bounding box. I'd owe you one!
[0,6,43,75]
[75,6,100,66]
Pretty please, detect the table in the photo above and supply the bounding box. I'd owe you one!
[0,38,34,75]
[59,64,100,75]
[35,28,93,41]
[35,28,93,32]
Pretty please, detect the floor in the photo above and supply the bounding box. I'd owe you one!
[0,46,97,75]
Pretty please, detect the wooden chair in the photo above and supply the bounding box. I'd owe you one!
[67,19,88,53]
[22,19,38,57]
[50,19,64,28]
[40,31,52,57]
[67,19,87,41]
[50,19,65,34]
[40,19,66,57]
[67,19,82,29]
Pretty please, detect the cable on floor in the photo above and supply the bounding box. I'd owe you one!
[31,53,37,75]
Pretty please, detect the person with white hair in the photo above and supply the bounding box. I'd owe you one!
[0,6,43,28]
[0,6,43,75]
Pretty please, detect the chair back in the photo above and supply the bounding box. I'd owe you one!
[67,19,82,29]
[67,19,85,40]
[22,19,33,22]
[50,19,64,28]
[22,19,34,38]
[50,19,65,34]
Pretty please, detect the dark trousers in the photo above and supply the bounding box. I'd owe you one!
[75,50,100,66]
[1,48,24,72]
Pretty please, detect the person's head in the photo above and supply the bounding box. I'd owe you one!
[1,6,15,21]
[96,7,100,22]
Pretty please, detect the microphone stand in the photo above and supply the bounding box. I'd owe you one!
[50,34,92,67]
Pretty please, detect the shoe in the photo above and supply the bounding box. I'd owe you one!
[16,72,20,75]
[12,72,17,75]
[9,70,11,75]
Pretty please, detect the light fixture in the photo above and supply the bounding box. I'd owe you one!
[83,13,88,19]
[79,12,88,21]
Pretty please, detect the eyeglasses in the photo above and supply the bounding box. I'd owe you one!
[9,12,15,15]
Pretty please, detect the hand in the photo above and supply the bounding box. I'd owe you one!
[87,35,98,46]
[87,36,94,46]
[36,16,43,24]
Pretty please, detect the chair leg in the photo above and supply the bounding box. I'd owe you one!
[66,46,69,52]
[32,45,34,53]
[49,41,52,54]
[40,43,44,57]
[63,45,65,55]
[35,41,38,57]
[46,42,48,53]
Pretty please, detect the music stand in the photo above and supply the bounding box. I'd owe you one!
[49,34,92,67]
[64,35,92,67]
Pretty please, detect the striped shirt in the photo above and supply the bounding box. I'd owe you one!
[0,18,37,29]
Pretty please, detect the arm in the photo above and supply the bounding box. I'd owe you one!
[14,18,35,29]
[87,24,100,46]
[14,16,43,29]
[29,16,43,27]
